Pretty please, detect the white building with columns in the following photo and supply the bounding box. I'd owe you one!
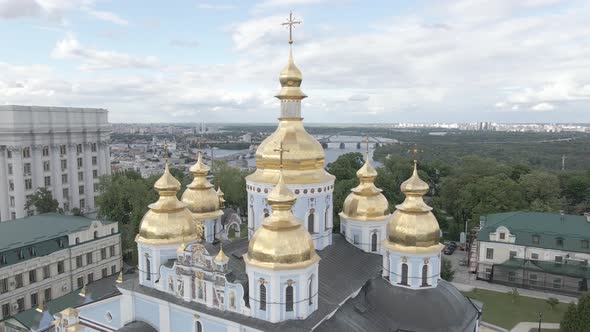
[0,106,111,221]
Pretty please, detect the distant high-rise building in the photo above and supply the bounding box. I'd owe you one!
[0,106,111,221]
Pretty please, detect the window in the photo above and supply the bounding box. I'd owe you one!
[76,255,83,268]
[101,248,106,260]
[486,248,494,260]
[63,202,69,211]
[259,284,266,311]
[195,321,202,332]
[86,252,93,265]
[371,233,378,252]
[556,238,564,248]
[529,274,538,286]
[77,277,84,289]
[309,277,313,305]
[60,145,67,155]
[25,179,32,190]
[553,278,562,289]
[2,303,9,318]
[510,251,517,259]
[29,270,36,283]
[44,176,51,187]
[146,257,151,281]
[87,273,94,284]
[109,245,115,257]
[421,265,429,287]
[94,183,99,192]
[9,180,13,191]
[57,260,64,274]
[9,196,14,207]
[29,247,36,257]
[61,159,67,170]
[79,185,84,195]
[307,212,315,233]
[6,150,11,158]
[94,231,98,239]
[17,298,24,312]
[15,274,23,288]
[508,271,516,282]
[102,268,108,278]
[111,265,116,275]
[91,143,97,152]
[499,232,505,240]
[532,235,540,245]
[44,288,52,301]
[43,265,50,279]
[555,256,563,264]
[24,163,31,175]
[80,199,85,209]
[78,171,83,181]
[0,279,7,294]
[43,161,50,172]
[400,263,409,285]
[531,253,539,260]
[92,156,97,165]
[8,163,12,175]
[93,170,98,179]
[30,293,38,307]
[111,228,115,235]
[77,144,82,154]
[22,147,30,158]
[286,285,294,312]
[63,188,69,199]
[353,234,359,245]
[75,237,80,244]
[77,157,83,168]
[42,146,49,156]
[583,240,589,249]
[62,174,68,184]
[58,239,64,248]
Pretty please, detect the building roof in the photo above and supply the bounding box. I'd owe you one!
[497,258,590,279]
[478,211,590,253]
[316,278,481,332]
[116,321,158,332]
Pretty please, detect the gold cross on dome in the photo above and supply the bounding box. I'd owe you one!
[408,144,423,162]
[273,141,290,169]
[364,135,370,159]
[164,142,169,163]
[281,11,301,45]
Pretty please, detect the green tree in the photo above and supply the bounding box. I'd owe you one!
[441,258,454,281]
[211,161,251,213]
[519,171,560,212]
[24,187,60,214]
[546,297,559,311]
[326,152,364,181]
[561,294,590,332]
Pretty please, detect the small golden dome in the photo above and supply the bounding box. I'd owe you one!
[214,245,229,264]
[217,186,226,208]
[137,163,199,245]
[341,158,389,220]
[277,48,307,100]
[385,161,443,253]
[245,171,319,270]
[182,152,223,218]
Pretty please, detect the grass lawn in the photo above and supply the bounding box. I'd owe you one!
[529,329,559,332]
[462,288,568,330]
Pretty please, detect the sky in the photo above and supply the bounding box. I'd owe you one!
[0,0,589,124]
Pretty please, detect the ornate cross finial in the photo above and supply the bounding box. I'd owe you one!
[364,135,370,159]
[282,11,301,45]
[197,138,201,152]
[273,141,290,169]
[164,141,169,164]
[408,144,423,163]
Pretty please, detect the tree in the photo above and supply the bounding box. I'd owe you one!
[25,187,59,214]
[561,294,590,332]
[326,152,364,181]
[546,297,559,311]
[441,258,454,281]
[519,171,560,212]
[211,161,251,213]
[508,288,520,304]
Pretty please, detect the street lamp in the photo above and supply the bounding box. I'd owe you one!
[538,312,542,332]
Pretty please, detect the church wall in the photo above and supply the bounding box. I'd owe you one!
[340,216,388,253]
[386,250,441,289]
[137,243,180,287]
[78,296,122,330]
[134,296,160,328]
[169,307,193,332]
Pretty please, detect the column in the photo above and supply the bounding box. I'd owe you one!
[182,275,192,302]
[50,144,64,206]
[12,147,26,218]
[0,148,8,221]
[83,142,94,212]
[67,143,80,210]
[31,145,43,191]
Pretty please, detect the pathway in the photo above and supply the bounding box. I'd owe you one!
[510,322,559,332]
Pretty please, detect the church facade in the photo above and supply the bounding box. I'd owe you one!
[30,14,482,332]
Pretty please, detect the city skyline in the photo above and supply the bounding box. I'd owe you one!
[1,0,589,123]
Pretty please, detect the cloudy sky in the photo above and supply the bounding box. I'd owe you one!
[1,0,589,123]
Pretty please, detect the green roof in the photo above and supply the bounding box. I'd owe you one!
[497,258,590,279]
[478,211,590,254]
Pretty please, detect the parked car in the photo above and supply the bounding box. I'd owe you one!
[443,245,456,255]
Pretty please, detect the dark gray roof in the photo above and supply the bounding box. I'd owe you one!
[119,234,382,331]
[116,321,158,332]
[316,278,481,332]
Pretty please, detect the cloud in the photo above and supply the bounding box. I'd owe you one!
[51,35,159,70]
[170,39,199,48]
[84,8,128,25]
[348,94,369,102]
[531,102,555,111]
[0,0,82,22]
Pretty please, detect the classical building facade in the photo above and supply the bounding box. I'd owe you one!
[0,106,111,221]
[477,211,590,295]
[0,213,121,320]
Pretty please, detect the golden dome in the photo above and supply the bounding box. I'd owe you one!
[341,158,389,220]
[385,161,443,254]
[214,245,229,264]
[137,163,199,245]
[216,186,226,208]
[181,152,223,219]
[276,48,306,100]
[245,171,320,270]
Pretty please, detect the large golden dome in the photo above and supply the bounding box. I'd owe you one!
[341,157,389,220]
[181,152,223,219]
[245,171,320,270]
[384,162,443,254]
[246,48,334,185]
[137,163,200,245]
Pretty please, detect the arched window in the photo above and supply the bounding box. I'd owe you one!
[308,277,313,305]
[229,291,235,309]
[145,257,151,281]
[400,263,408,285]
[421,265,429,287]
[308,213,315,234]
[93,231,98,239]
[286,285,294,312]
[195,321,202,332]
[75,237,80,244]
[324,207,330,230]
[249,206,254,228]
[371,233,378,252]
[259,284,266,311]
